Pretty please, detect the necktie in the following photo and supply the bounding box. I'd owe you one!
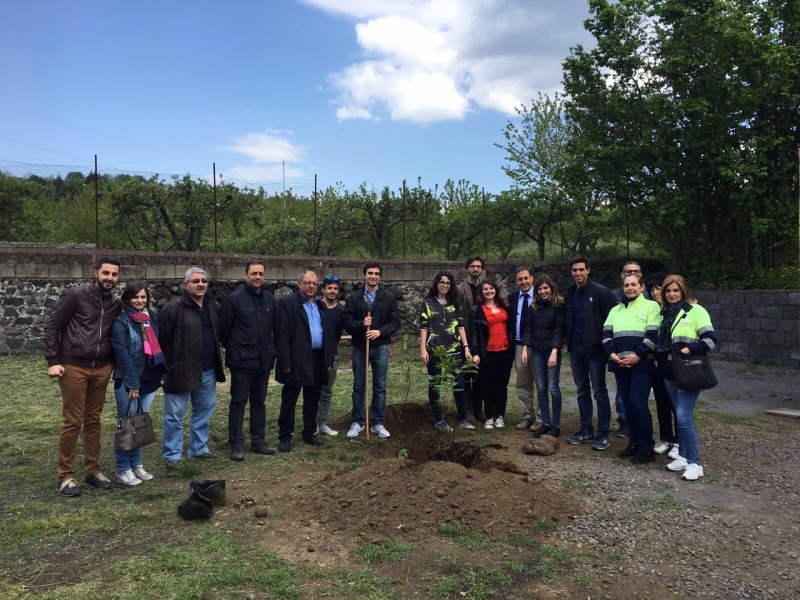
[519,293,529,340]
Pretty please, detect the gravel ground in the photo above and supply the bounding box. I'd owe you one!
[516,357,800,599]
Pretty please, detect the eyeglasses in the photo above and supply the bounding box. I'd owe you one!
[301,280,318,285]
[188,278,208,284]
[323,275,340,283]
[622,270,641,275]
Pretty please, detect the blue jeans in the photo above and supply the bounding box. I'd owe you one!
[569,346,611,436]
[426,353,469,423]
[663,379,702,464]
[114,386,157,472]
[318,354,339,425]
[531,350,563,426]
[351,344,389,426]
[615,390,627,424]
[614,369,654,450]
[162,369,217,461]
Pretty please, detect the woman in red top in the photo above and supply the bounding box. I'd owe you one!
[468,281,514,429]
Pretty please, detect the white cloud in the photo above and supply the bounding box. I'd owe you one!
[222,130,307,183]
[223,130,306,164]
[225,164,303,182]
[302,0,593,124]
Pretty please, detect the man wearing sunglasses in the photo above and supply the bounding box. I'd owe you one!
[158,267,225,468]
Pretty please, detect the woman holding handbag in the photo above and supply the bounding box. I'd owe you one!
[109,283,165,486]
[655,275,717,481]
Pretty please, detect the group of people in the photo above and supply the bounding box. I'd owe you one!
[44,255,715,498]
[419,256,716,483]
[45,258,400,497]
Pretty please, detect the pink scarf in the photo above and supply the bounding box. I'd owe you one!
[127,310,165,366]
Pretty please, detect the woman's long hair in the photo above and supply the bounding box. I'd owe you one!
[426,271,460,307]
[533,274,563,308]
[476,280,508,309]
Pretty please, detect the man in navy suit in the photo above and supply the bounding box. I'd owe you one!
[508,266,537,430]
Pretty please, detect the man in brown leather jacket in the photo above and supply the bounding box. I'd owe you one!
[44,257,122,497]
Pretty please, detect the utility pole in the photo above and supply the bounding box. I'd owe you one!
[213,163,218,253]
[94,154,100,248]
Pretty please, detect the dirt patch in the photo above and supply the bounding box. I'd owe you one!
[230,403,579,587]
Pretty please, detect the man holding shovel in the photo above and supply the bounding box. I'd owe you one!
[343,262,401,439]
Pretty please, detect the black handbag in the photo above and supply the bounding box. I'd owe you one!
[672,349,718,391]
[114,395,156,452]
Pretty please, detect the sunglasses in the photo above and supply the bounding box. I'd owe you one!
[188,278,208,284]
[323,275,340,283]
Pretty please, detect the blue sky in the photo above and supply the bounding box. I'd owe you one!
[0,1,594,195]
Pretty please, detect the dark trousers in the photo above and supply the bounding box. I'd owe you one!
[614,369,654,450]
[652,371,678,444]
[466,378,483,420]
[278,351,324,443]
[426,353,469,423]
[228,370,269,449]
[479,349,513,420]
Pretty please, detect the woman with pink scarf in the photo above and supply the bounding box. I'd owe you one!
[109,282,165,486]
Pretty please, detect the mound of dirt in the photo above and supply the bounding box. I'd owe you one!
[288,402,579,542]
[290,457,576,541]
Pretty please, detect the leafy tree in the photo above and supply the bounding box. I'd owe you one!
[563,0,800,283]
[105,174,217,251]
[426,179,484,260]
[0,173,44,240]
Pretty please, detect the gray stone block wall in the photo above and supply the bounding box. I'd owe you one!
[694,290,799,367]
[0,247,796,367]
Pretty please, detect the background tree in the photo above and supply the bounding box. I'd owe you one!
[563,0,799,283]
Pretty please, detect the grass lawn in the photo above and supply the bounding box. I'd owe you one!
[0,350,563,599]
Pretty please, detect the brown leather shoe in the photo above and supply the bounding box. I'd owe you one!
[515,417,534,430]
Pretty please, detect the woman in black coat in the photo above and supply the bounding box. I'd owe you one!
[521,274,566,437]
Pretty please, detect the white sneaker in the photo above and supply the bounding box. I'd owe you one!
[369,424,391,438]
[666,457,688,471]
[682,463,704,481]
[115,470,142,486]
[494,416,505,429]
[347,423,365,438]
[667,444,680,460]
[484,419,494,429]
[653,441,671,454]
[318,424,339,436]
[132,466,153,481]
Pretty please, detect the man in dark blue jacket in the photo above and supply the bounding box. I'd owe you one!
[343,262,401,439]
[274,271,335,452]
[219,261,277,462]
[565,257,617,451]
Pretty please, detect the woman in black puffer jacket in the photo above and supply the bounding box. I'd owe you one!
[521,274,566,437]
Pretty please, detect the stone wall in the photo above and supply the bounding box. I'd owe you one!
[694,290,800,365]
[1,246,796,366]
